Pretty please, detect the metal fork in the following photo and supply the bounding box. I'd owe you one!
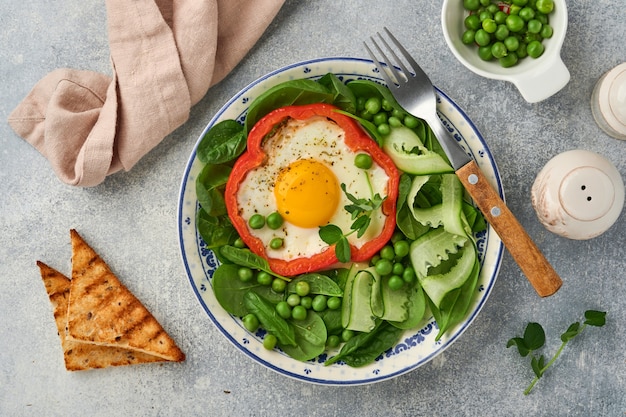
[365,28,562,297]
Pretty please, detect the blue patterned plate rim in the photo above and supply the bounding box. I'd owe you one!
[177,57,504,385]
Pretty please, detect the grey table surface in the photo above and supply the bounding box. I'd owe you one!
[1,1,625,416]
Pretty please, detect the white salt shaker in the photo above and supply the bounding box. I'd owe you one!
[531,150,624,240]
[591,63,626,140]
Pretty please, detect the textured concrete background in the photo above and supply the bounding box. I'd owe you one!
[1,1,625,416]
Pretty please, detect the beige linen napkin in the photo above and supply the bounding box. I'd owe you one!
[8,0,285,187]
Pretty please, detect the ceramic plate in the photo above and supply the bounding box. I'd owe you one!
[178,57,504,385]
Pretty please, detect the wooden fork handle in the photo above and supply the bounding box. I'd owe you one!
[457,160,562,297]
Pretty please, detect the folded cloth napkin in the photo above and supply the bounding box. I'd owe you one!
[8,0,285,187]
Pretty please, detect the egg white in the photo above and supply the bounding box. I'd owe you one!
[236,115,390,261]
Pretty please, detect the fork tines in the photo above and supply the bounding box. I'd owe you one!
[364,27,418,87]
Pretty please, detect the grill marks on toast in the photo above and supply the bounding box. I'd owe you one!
[36,230,185,370]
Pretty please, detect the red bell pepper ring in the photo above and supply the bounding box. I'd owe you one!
[224,103,400,277]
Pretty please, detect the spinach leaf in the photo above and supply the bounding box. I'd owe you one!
[212,263,251,316]
[316,309,343,335]
[220,245,288,281]
[287,273,343,297]
[317,73,357,113]
[325,321,403,367]
[196,210,238,249]
[197,119,246,164]
[279,311,327,361]
[244,291,296,347]
[196,163,231,216]
[244,79,334,133]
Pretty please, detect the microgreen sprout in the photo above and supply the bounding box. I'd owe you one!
[507,309,606,395]
[319,181,386,263]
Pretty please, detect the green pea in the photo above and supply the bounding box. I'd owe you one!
[474,29,491,47]
[380,245,395,260]
[479,0,490,6]
[494,11,508,25]
[512,0,528,6]
[482,18,497,34]
[464,14,481,31]
[402,266,416,283]
[327,335,341,348]
[388,116,403,127]
[509,4,521,15]
[463,0,480,11]
[341,329,355,342]
[257,271,272,286]
[364,97,381,114]
[388,275,405,290]
[312,295,328,312]
[540,24,553,39]
[527,40,544,58]
[327,296,341,310]
[392,262,404,276]
[535,0,554,14]
[499,52,519,68]
[393,240,410,258]
[295,281,310,297]
[491,41,508,59]
[519,7,535,21]
[263,334,277,350]
[494,24,510,41]
[291,305,307,320]
[487,4,499,14]
[504,36,520,52]
[248,213,265,229]
[300,296,313,309]
[275,301,292,319]
[355,153,373,170]
[375,259,393,276]
[233,237,246,248]
[269,237,284,250]
[369,254,381,266]
[391,108,405,119]
[527,19,542,34]
[238,267,254,282]
[286,293,301,307]
[377,123,391,136]
[271,277,287,293]
[372,112,387,126]
[242,314,259,332]
[506,15,525,32]
[478,45,494,61]
[266,212,284,230]
[517,42,528,58]
[381,98,393,111]
[403,115,419,129]
[359,109,373,121]
[478,11,493,22]
[461,29,476,45]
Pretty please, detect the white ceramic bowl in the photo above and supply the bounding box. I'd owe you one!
[178,57,504,385]
[441,0,569,103]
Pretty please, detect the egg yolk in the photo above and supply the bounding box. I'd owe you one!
[274,159,340,228]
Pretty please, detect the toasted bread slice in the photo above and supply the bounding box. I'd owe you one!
[66,229,185,363]
[37,261,165,371]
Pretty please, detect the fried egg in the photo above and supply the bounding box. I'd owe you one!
[234,115,391,263]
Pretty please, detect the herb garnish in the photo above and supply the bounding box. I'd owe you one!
[319,183,386,263]
[507,309,607,395]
